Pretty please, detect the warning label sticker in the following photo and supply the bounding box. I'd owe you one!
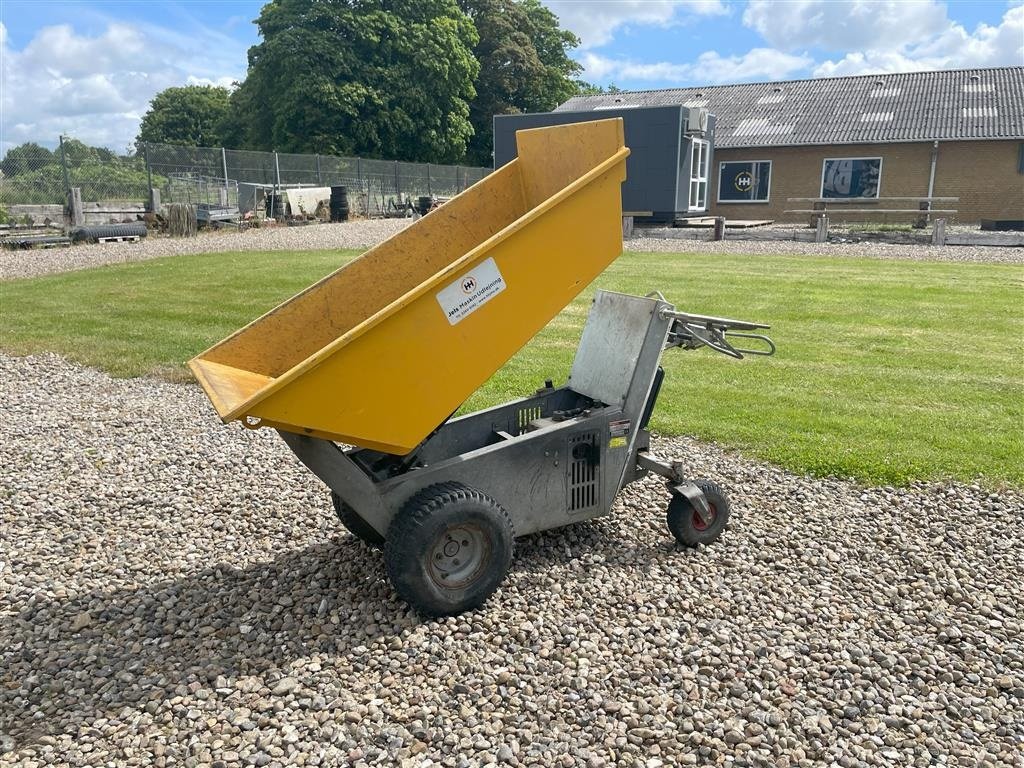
[436,257,507,325]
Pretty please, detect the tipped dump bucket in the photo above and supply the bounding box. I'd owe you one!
[190,118,630,454]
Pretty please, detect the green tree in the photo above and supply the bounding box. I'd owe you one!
[459,0,582,166]
[1,142,55,177]
[223,0,479,163]
[0,138,155,205]
[575,82,622,96]
[135,85,231,150]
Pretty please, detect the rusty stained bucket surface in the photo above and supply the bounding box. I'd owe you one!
[189,118,631,454]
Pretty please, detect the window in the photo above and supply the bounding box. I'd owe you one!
[718,161,772,203]
[1018,143,1024,174]
[689,138,709,211]
[821,157,882,198]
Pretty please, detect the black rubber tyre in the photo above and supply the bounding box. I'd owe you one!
[331,492,385,546]
[667,480,731,547]
[384,482,514,617]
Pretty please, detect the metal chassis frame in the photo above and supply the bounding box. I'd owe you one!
[282,291,709,538]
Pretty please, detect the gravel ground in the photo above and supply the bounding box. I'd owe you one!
[0,220,413,281]
[2,352,1022,767]
[3,219,1021,281]
[627,234,1024,264]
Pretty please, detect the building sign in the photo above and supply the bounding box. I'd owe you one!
[436,257,506,325]
[821,157,882,198]
[718,161,771,202]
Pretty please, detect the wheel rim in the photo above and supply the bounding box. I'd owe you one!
[692,504,716,532]
[428,523,489,589]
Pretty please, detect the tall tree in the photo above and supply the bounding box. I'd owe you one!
[222,0,479,163]
[459,0,583,166]
[135,85,231,150]
[0,142,54,176]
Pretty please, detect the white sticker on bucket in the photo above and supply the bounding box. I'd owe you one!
[436,257,507,325]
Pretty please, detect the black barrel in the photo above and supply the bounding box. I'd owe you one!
[330,185,349,222]
[417,195,433,216]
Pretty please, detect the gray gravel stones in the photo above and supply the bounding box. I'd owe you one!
[628,232,1024,264]
[2,351,1023,767]
[3,218,1021,283]
[0,219,413,281]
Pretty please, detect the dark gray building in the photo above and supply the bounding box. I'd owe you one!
[494,105,716,222]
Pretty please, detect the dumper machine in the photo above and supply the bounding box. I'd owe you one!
[190,118,774,616]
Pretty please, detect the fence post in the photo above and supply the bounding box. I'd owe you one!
[815,215,829,243]
[144,143,157,212]
[316,154,322,185]
[69,188,84,227]
[274,150,282,218]
[426,163,431,196]
[394,161,400,199]
[810,200,825,229]
[221,147,229,192]
[58,135,71,197]
[932,217,947,246]
[58,135,73,228]
[622,216,634,240]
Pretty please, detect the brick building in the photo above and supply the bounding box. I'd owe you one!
[557,67,1024,224]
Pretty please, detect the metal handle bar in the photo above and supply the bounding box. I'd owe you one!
[722,331,776,357]
[645,292,775,359]
[663,313,775,359]
[660,308,770,331]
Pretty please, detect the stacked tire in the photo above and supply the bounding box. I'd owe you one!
[266,193,285,220]
[330,186,349,222]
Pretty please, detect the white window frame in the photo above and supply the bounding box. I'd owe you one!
[716,159,773,204]
[688,138,709,212]
[819,156,883,199]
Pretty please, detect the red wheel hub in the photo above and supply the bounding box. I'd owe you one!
[692,505,716,531]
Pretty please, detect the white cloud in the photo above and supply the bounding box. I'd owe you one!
[908,3,1023,66]
[1,19,245,155]
[813,3,1024,76]
[741,1,1024,77]
[545,0,727,49]
[581,47,813,85]
[743,0,951,52]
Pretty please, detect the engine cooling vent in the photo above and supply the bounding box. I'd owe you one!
[568,432,600,512]
[517,405,543,434]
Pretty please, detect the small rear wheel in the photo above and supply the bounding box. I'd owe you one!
[331,492,385,546]
[385,482,514,617]
[667,480,730,547]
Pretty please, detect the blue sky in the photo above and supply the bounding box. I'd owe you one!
[2,0,1022,153]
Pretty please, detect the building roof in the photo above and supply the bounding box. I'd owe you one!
[556,67,1024,149]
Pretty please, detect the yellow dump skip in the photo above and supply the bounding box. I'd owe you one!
[189,118,630,454]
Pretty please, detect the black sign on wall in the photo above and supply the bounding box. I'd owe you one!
[719,161,771,202]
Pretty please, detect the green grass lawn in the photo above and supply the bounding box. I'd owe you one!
[2,248,1021,487]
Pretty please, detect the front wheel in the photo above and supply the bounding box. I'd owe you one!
[667,480,731,547]
[384,482,514,617]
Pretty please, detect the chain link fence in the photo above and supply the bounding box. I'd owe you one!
[0,137,490,223]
